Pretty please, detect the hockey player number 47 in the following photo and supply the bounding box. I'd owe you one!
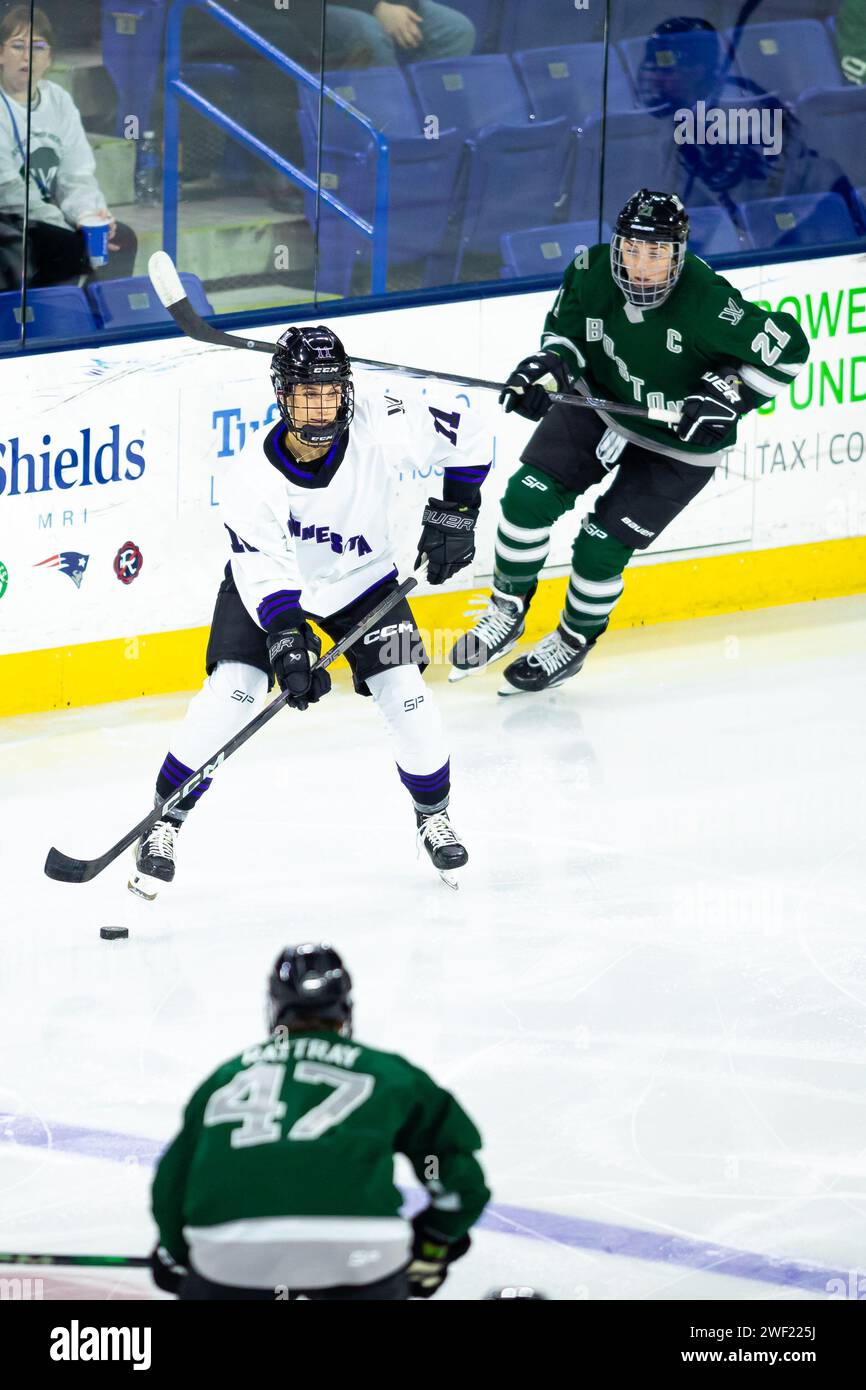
[203,1062,376,1147]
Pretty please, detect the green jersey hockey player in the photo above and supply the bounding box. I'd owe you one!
[150,943,490,1301]
[448,189,810,694]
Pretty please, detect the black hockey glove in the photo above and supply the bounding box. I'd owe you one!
[676,369,748,447]
[150,1244,188,1295]
[267,622,331,711]
[415,498,479,585]
[499,349,572,421]
[407,1217,471,1299]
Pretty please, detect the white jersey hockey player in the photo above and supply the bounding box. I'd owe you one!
[129,326,491,896]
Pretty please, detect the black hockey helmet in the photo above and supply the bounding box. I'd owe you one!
[611,189,689,309]
[270,325,354,447]
[267,943,353,1033]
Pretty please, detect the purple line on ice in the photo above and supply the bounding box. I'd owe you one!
[0,1117,848,1294]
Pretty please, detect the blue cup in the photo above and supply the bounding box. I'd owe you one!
[80,216,110,268]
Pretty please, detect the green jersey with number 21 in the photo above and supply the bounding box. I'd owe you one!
[542,245,810,463]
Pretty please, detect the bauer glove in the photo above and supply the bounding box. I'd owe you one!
[407,1217,471,1298]
[499,349,572,421]
[415,498,478,585]
[150,1244,188,1295]
[676,369,749,447]
[267,622,331,710]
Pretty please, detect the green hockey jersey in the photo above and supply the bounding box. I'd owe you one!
[541,244,809,464]
[152,1029,490,1290]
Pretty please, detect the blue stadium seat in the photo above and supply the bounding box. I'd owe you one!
[87,273,213,330]
[297,68,463,294]
[514,44,635,125]
[101,0,166,137]
[0,287,98,344]
[796,86,866,192]
[566,110,715,224]
[500,221,612,278]
[686,205,748,258]
[407,56,569,274]
[738,192,859,250]
[498,0,603,50]
[724,21,845,103]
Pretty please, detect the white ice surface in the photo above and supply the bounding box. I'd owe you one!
[2,596,865,1301]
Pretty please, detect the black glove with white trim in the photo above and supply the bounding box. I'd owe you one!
[150,1244,188,1295]
[267,622,331,710]
[676,369,749,447]
[499,349,572,421]
[415,498,479,585]
[407,1217,471,1298]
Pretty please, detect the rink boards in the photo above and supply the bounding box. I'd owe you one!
[0,250,864,716]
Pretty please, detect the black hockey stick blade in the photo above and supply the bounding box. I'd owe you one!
[148,251,275,353]
[44,577,417,885]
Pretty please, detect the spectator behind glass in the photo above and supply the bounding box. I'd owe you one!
[633,16,859,226]
[0,5,137,292]
[322,1,475,65]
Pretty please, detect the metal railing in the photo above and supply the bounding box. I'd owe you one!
[163,0,391,293]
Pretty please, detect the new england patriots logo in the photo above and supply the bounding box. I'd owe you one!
[34,552,89,588]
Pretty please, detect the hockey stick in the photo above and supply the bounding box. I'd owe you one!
[0,1251,148,1268]
[44,577,417,885]
[147,252,680,424]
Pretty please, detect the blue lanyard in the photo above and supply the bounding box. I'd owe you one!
[0,86,51,200]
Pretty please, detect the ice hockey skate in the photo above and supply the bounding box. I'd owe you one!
[416,809,468,890]
[448,585,534,682]
[128,818,181,900]
[499,624,602,696]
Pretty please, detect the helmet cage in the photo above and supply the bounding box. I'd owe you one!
[610,231,686,309]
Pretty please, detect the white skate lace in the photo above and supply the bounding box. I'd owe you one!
[527,631,582,677]
[472,596,520,649]
[417,812,460,853]
[143,821,177,862]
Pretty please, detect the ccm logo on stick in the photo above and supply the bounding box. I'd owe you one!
[363,620,414,645]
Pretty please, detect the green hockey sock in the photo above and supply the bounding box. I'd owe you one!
[493,465,577,596]
[561,519,634,641]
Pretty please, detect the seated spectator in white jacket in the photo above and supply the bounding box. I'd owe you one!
[0,6,137,291]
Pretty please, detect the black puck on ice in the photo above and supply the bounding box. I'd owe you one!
[100,926,129,940]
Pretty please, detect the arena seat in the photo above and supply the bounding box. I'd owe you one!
[738,191,860,250]
[514,44,634,125]
[686,205,748,257]
[297,67,463,294]
[87,273,213,330]
[407,55,569,275]
[724,20,845,104]
[0,287,98,343]
[500,221,612,279]
[796,85,866,192]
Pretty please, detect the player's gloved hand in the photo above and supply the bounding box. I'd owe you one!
[407,1218,471,1298]
[150,1244,188,1295]
[267,622,331,711]
[676,369,747,447]
[415,498,479,585]
[499,349,572,421]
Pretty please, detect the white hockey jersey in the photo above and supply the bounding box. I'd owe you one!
[220,381,492,627]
